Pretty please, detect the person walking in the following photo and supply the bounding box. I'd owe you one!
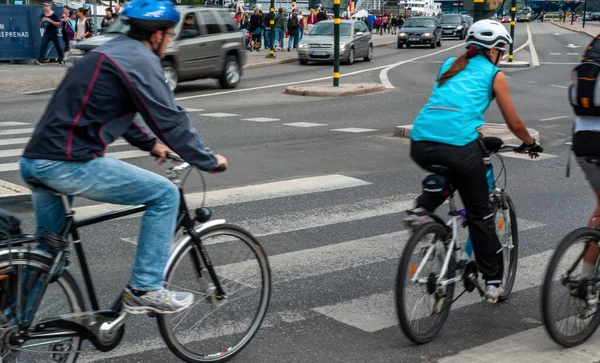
[36,0,65,65]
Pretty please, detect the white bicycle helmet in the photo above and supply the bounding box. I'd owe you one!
[466,19,512,50]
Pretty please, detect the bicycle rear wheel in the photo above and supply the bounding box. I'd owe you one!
[157,224,271,363]
[0,249,84,363]
[396,222,455,344]
[541,228,600,347]
[494,194,518,302]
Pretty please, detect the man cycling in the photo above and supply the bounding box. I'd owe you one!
[403,20,542,303]
[19,0,227,315]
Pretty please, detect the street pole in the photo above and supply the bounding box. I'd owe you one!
[583,0,588,28]
[333,0,340,86]
[266,0,276,58]
[508,0,515,63]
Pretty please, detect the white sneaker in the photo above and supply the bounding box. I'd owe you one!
[483,285,504,304]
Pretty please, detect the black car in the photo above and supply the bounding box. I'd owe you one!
[440,14,467,39]
[397,17,442,49]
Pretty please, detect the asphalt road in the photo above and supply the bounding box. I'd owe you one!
[2,22,600,363]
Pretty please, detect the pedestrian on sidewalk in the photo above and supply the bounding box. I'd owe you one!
[263,9,273,50]
[316,6,327,22]
[366,12,376,32]
[36,0,65,65]
[390,15,397,35]
[287,9,300,51]
[274,8,286,51]
[298,10,305,41]
[75,7,92,40]
[101,8,115,30]
[382,13,388,34]
[63,9,77,61]
[307,9,317,32]
[249,7,263,51]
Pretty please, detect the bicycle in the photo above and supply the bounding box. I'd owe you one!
[396,136,528,344]
[541,156,600,348]
[0,152,272,362]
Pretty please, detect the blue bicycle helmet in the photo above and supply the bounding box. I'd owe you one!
[121,0,180,32]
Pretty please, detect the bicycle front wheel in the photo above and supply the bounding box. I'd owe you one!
[396,222,455,344]
[541,228,600,347]
[495,194,518,302]
[157,224,271,363]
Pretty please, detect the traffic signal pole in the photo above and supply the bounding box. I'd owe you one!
[508,0,516,62]
[333,0,340,86]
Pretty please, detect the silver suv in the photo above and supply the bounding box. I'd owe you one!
[68,6,246,91]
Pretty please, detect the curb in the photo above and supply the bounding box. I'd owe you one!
[0,194,31,204]
[393,123,540,145]
[550,22,595,38]
[0,180,32,204]
[285,83,386,97]
[498,60,531,69]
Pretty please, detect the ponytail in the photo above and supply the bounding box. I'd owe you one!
[437,45,485,87]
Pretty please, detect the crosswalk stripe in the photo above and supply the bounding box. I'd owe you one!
[72,174,372,220]
[438,319,600,362]
[0,138,31,147]
[0,122,30,127]
[311,218,546,333]
[0,149,150,172]
[0,140,130,158]
[0,128,34,136]
[121,194,419,244]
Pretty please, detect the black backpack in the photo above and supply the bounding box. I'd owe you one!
[569,36,600,116]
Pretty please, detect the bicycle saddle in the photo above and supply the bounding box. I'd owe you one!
[26,179,63,196]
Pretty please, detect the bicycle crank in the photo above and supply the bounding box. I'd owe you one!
[462,261,484,297]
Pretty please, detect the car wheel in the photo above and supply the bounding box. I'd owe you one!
[364,44,373,61]
[397,41,403,49]
[218,55,240,89]
[346,47,355,65]
[299,59,308,65]
[162,61,178,92]
[430,39,436,49]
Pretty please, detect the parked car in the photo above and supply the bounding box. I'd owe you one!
[516,9,533,22]
[440,14,467,39]
[298,20,373,65]
[397,16,442,49]
[501,15,511,23]
[68,6,246,91]
[462,14,473,29]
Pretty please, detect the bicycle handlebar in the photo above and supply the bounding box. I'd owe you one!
[150,152,227,172]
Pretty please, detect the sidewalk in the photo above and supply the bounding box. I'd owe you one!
[0,33,397,96]
[550,20,598,38]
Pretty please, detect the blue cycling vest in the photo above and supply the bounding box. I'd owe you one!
[410,55,500,147]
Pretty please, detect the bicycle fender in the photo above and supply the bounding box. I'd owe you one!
[164,219,226,278]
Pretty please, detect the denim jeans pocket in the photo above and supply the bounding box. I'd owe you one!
[33,160,63,172]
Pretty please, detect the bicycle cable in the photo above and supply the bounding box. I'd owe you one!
[434,288,469,316]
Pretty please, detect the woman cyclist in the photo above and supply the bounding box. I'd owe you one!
[403,19,542,303]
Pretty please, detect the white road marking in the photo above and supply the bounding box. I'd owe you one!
[528,24,540,67]
[550,85,569,89]
[330,128,379,133]
[0,122,30,126]
[0,128,34,136]
[539,116,570,121]
[499,152,558,161]
[183,108,204,112]
[379,42,467,89]
[550,52,562,55]
[565,43,582,48]
[0,138,127,148]
[283,122,327,127]
[567,52,580,55]
[313,234,550,334]
[240,117,281,122]
[199,112,241,118]
[121,194,419,244]
[542,62,579,65]
[72,174,372,220]
[0,140,129,158]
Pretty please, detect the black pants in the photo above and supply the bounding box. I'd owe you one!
[411,140,503,284]
[39,33,64,62]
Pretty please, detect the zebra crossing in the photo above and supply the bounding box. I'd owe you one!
[70,167,600,363]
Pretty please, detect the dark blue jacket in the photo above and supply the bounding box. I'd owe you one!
[23,34,218,171]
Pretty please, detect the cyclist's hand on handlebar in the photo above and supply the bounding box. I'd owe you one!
[515,139,543,159]
[151,142,174,165]
[209,154,228,174]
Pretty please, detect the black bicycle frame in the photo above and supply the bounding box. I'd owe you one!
[50,187,227,315]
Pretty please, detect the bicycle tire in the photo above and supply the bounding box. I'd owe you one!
[541,228,600,347]
[396,222,455,344]
[496,195,518,302]
[157,223,271,363]
[0,249,84,363]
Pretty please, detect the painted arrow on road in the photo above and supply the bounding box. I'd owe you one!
[565,43,581,48]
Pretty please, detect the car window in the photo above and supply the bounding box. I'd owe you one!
[441,15,462,24]
[199,10,222,35]
[403,18,436,27]
[180,12,201,39]
[216,10,238,32]
[310,22,352,36]
[358,22,369,32]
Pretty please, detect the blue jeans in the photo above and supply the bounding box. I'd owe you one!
[264,28,272,49]
[275,28,284,48]
[19,157,180,291]
[288,34,298,49]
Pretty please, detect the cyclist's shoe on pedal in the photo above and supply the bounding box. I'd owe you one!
[123,287,194,315]
[403,207,429,230]
[482,285,504,304]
